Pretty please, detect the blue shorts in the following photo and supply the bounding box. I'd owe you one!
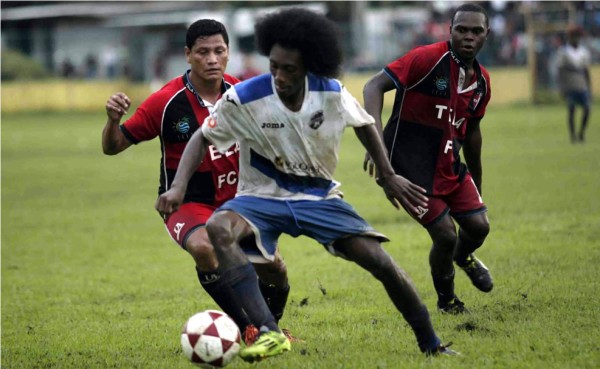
[215,196,388,263]
[567,90,590,108]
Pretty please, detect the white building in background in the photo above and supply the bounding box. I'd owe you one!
[1,1,330,81]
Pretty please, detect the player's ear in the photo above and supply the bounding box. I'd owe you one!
[184,46,191,63]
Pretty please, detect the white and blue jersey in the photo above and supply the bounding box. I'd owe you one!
[202,73,375,201]
[202,73,387,263]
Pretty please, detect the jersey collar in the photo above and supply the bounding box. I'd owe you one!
[447,41,483,74]
[182,69,231,108]
[447,41,484,90]
[447,42,486,113]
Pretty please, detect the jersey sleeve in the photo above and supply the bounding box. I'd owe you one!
[120,93,163,143]
[339,85,375,127]
[475,69,492,120]
[201,90,240,152]
[384,46,433,89]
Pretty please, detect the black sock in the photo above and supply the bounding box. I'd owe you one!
[431,270,455,305]
[258,280,290,323]
[221,263,279,332]
[196,266,250,331]
[403,305,441,353]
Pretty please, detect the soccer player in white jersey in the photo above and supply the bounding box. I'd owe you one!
[156,8,456,361]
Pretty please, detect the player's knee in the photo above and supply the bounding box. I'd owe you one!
[205,214,235,248]
[476,222,490,240]
[432,229,458,251]
[186,235,218,270]
[349,241,394,278]
[187,238,215,259]
[467,218,490,241]
[370,252,397,281]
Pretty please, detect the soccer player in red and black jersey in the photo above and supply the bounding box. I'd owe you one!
[102,19,291,337]
[363,3,493,314]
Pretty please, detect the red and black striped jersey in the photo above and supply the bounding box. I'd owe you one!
[383,41,491,196]
[120,71,240,207]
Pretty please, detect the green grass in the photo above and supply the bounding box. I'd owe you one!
[2,104,599,369]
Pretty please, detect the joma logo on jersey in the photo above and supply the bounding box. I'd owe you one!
[261,122,285,129]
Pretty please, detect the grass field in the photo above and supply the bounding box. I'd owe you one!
[2,103,600,369]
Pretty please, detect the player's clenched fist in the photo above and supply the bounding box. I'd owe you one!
[155,188,185,218]
[105,92,131,122]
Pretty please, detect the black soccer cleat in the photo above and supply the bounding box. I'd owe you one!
[458,254,493,292]
[425,341,460,356]
[438,297,469,315]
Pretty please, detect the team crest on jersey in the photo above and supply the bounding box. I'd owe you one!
[434,76,449,91]
[309,110,324,129]
[174,117,191,134]
[469,89,483,112]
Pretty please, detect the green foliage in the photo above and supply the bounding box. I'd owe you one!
[1,49,49,81]
[2,104,600,368]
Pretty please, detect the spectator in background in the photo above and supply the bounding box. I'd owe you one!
[102,44,119,79]
[557,25,592,143]
[60,58,77,78]
[84,54,98,79]
[150,51,167,91]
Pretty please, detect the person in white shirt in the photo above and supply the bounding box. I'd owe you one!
[557,25,592,143]
[156,7,456,361]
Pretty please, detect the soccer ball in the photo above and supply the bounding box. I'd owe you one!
[181,310,241,368]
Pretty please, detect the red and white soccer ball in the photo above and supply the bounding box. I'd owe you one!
[181,310,241,368]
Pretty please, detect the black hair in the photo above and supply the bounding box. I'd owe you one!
[186,19,229,49]
[451,3,489,28]
[254,7,342,78]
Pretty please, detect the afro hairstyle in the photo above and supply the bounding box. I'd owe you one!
[254,7,343,78]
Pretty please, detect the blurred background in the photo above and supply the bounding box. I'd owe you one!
[2,0,599,110]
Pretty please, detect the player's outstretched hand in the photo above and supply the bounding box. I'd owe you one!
[105,92,131,122]
[363,152,376,177]
[155,188,185,219]
[378,174,428,212]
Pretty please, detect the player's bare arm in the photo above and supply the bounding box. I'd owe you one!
[362,71,396,177]
[155,129,210,216]
[354,124,428,212]
[102,92,132,155]
[463,119,483,194]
